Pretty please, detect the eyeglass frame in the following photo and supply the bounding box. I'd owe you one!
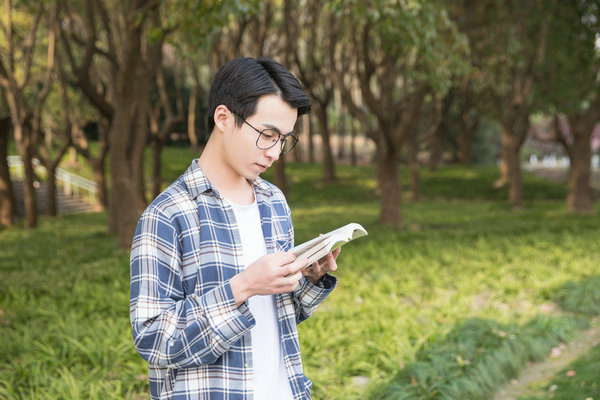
[230,111,299,155]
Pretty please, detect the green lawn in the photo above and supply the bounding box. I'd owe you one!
[1,157,599,399]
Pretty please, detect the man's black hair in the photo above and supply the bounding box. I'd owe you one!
[207,57,311,133]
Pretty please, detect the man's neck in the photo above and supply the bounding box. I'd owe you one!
[197,140,255,205]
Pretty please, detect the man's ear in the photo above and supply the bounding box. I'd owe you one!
[213,105,230,133]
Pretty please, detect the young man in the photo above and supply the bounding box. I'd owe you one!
[130,57,340,400]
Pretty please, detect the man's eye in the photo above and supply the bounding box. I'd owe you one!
[261,130,278,141]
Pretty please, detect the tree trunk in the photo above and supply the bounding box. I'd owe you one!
[335,88,346,161]
[428,124,445,171]
[15,123,37,228]
[137,150,147,211]
[68,147,77,165]
[292,114,306,163]
[92,157,108,210]
[456,121,472,166]
[308,114,315,163]
[563,109,597,214]
[106,0,167,247]
[408,134,420,202]
[273,156,288,198]
[566,135,593,213]
[456,78,476,166]
[494,155,509,189]
[337,123,346,161]
[429,93,453,171]
[108,24,149,247]
[377,144,401,227]
[187,82,201,152]
[46,167,58,216]
[314,102,336,181]
[109,100,147,246]
[151,137,164,199]
[39,135,70,217]
[499,126,524,209]
[350,121,357,166]
[0,116,18,226]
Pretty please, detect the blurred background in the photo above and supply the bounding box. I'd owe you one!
[1,1,600,399]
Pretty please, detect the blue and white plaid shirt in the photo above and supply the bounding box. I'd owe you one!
[130,160,336,400]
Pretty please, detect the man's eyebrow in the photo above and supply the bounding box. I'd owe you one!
[262,123,294,136]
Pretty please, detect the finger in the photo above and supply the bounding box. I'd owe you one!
[282,271,303,289]
[289,270,303,282]
[332,247,342,260]
[324,252,338,271]
[283,257,308,275]
[271,251,296,265]
[302,260,318,274]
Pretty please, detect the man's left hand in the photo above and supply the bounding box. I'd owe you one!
[303,247,341,285]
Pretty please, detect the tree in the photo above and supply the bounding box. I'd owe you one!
[175,0,302,195]
[554,99,600,214]
[148,63,184,198]
[428,89,453,171]
[55,58,109,210]
[0,0,57,228]
[0,88,17,226]
[36,102,71,217]
[454,76,481,165]
[539,0,600,214]
[462,0,549,209]
[284,0,339,182]
[335,0,467,227]
[59,0,169,247]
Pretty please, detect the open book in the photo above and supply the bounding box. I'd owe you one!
[290,223,368,266]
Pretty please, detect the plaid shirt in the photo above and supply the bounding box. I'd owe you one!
[130,160,336,400]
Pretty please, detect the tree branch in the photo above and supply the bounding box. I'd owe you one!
[19,4,44,90]
[1,0,13,73]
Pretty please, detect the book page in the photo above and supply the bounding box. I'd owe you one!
[290,223,367,265]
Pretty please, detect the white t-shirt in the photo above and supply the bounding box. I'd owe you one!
[227,197,294,400]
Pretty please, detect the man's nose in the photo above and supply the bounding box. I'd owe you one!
[265,142,281,160]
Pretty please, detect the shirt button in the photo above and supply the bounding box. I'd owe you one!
[244,363,250,368]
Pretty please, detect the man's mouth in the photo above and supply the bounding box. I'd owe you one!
[256,163,269,172]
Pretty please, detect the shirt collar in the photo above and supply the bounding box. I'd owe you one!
[183,159,273,199]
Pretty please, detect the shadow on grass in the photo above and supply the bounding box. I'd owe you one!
[368,275,600,400]
[552,275,600,317]
[368,316,588,400]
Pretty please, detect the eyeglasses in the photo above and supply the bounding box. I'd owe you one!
[231,111,299,154]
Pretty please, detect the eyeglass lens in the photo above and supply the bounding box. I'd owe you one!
[257,129,297,154]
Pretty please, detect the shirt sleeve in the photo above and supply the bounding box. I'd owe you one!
[292,274,337,323]
[129,206,255,368]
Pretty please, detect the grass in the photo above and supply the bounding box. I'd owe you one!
[1,153,600,399]
[0,213,147,399]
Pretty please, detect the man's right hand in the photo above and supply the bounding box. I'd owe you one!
[230,252,308,307]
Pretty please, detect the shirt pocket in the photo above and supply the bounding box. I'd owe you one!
[275,237,292,252]
[271,214,293,252]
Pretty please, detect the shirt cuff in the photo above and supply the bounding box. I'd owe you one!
[314,273,337,289]
[195,280,255,346]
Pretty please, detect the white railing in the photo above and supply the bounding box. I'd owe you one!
[7,155,97,203]
[529,154,600,169]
